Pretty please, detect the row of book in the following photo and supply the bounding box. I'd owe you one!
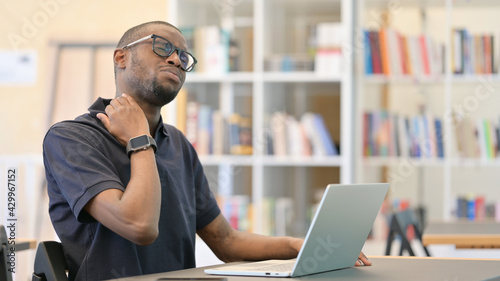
[217,195,295,236]
[180,25,253,73]
[262,22,344,74]
[452,29,495,75]
[176,94,338,157]
[363,111,445,158]
[264,54,314,72]
[267,112,339,157]
[180,25,229,73]
[179,22,344,75]
[363,28,445,77]
[455,195,500,221]
[363,110,500,160]
[182,101,252,156]
[453,115,500,159]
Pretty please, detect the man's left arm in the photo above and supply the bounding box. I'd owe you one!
[197,213,303,262]
[197,213,372,266]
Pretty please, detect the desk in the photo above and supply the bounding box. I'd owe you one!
[422,221,500,248]
[107,256,500,281]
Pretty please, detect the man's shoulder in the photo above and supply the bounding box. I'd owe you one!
[45,113,108,144]
[49,113,102,133]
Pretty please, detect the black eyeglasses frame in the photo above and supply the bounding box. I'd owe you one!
[122,34,197,72]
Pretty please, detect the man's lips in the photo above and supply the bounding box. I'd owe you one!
[159,66,181,81]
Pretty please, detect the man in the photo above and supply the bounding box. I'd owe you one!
[43,21,370,281]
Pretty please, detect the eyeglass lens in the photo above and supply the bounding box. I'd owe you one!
[153,36,195,71]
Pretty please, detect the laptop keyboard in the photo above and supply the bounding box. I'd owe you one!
[252,262,295,272]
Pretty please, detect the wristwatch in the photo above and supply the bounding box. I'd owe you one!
[126,135,157,157]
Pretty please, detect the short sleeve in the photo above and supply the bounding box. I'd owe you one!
[43,123,125,223]
[189,144,221,230]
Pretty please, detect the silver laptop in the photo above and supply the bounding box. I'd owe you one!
[204,183,389,278]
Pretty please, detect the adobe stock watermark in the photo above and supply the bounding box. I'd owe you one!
[5,168,18,274]
[293,234,341,276]
[7,0,71,50]
[385,76,497,191]
[212,0,244,18]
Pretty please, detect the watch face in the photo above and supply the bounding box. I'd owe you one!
[130,135,150,148]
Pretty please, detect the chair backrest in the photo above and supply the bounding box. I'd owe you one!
[32,241,69,281]
[394,209,421,236]
[1,225,13,281]
[385,208,431,256]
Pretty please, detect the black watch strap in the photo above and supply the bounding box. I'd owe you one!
[126,135,157,158]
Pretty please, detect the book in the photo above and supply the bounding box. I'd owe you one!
[363,112,372,156]
[301,113,338,156]
[274,197,294,236]
[270,112,288,156]
[176,88,188,135]
[285,115,307,156]
[314,22,343,76]
[196,105,213,155]
[434,118,445,158]
[379,28,391,75]
[364,30,374,74]
[212,110,226,155]
[228,113,253,155]
[397,115,410,158]
[452,29,464,74]
[185,101,199,150]
[387,28,402,76]
[369,31,383,74]
[313,113,339,156]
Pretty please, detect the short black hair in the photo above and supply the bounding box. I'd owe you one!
[116,21,181,48]
[114,21,182,78]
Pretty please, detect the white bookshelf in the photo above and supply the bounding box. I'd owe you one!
[356,0,500,221]
[167,0,354,235]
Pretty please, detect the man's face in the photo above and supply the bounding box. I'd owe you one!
[124,25,188,107]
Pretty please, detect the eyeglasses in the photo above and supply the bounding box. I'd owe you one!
[122,34,197,72]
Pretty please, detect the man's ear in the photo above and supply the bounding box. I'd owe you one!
[114,48,126,70]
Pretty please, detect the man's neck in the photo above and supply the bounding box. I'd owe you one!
[139,101,161,137]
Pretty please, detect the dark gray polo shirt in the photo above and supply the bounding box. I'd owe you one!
[43,98,220,281]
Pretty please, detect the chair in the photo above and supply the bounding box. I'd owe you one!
[385,208,431,256]
[32,241,69,281]
[1,225,13,281]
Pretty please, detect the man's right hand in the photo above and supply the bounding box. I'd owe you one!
[96,93,150,147]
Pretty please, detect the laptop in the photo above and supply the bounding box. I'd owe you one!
[204,183,389,278]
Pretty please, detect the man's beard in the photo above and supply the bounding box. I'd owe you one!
[129,55,180,106]
[148,77,179,106]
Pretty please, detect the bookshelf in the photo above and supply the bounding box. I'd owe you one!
[356,0,500,222]
[166,0,354,236]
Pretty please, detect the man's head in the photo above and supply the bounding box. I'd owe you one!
[113,21,192,107]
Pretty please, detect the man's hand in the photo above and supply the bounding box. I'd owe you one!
[355,251,371,266]
[97,93,150,146]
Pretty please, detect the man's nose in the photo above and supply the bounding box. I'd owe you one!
[166,50,182,68]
